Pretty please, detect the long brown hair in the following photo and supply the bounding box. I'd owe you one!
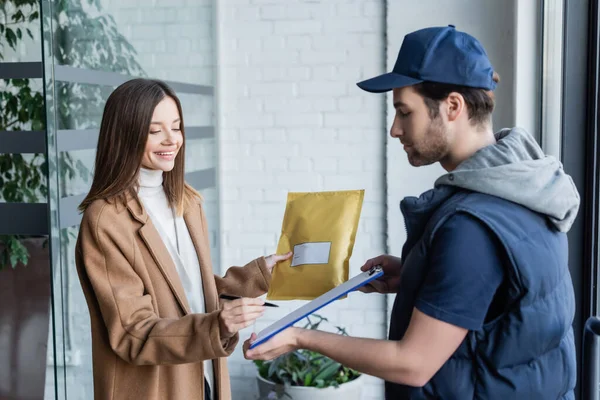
[79,78,201,215]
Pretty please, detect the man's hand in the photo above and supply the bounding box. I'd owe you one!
[264,251,293,272]
[359,255,402,294]
[218,297,265,339]
[243,327,302,360]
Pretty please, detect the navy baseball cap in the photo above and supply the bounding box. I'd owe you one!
[357,25,496,93]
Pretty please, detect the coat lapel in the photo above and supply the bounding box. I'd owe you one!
[126,197,191,315]
[183,201,218,313]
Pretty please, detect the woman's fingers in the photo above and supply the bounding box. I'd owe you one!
[265,251,293,270]
[273,252,292,262]
[219,297,267,336]
[225,304,265,316]
[222,297,264,311]
[225,310,264,325]
[226,317,262,334]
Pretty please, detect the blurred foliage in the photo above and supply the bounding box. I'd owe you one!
[0,0,144,269]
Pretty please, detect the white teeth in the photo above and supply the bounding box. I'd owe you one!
[156,152,174,156]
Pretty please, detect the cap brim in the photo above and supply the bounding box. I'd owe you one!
[356,72,423,93]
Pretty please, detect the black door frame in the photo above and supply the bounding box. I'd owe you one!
[562,0,600,398]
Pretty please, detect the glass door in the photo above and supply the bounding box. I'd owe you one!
[0,1,53,399]
[0,1,220,399]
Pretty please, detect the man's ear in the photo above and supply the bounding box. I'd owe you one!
[445,92,466,122]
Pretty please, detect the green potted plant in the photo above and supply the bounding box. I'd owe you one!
[253,314,364,400]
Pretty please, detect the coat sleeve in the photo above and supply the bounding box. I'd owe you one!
[75,203,238,366]
[214,257,271,298]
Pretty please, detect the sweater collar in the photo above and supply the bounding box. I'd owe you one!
[138,167,164,188]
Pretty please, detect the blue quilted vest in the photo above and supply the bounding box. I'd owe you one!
[385,186,577,400]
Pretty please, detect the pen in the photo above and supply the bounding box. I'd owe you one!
[219,294,279,307]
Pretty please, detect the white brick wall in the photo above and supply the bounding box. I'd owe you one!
[218,1,387,399]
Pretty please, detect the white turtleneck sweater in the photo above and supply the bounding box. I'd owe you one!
[137,168,213,398]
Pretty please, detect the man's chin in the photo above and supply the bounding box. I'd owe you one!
[407,154,435,167]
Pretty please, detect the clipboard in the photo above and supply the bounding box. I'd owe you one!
[249,266,383,349]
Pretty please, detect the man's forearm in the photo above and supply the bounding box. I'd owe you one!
[298,329,427,387]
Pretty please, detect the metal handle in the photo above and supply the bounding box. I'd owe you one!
[584,316,600,400]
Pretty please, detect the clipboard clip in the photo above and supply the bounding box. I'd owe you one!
[369,265,383,276]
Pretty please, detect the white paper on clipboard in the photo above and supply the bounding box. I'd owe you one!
[249,266,383,349]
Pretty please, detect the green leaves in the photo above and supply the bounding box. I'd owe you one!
[1,0,142,268]
[0,1,46,268]
[303,372,313,386]
[313,359,342,385]
[28,11,39,23]
[0,153,46,203]
[254,314,361,389]
[0,235,29,270]
[5,28,17,49]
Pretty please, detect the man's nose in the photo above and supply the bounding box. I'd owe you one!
[390,119,402,138]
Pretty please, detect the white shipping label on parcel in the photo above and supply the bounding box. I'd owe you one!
[291,242,331,267]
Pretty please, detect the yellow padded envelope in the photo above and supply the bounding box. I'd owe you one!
[267,190,365,300]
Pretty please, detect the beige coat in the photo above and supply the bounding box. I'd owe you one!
[75,195,270,400]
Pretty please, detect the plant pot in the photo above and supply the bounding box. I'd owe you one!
[0,237,51,400]
[256,373,364,400]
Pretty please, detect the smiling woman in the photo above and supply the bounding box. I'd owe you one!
[143,98,182,169]
[73,78,291,400]
[78,79,200,216]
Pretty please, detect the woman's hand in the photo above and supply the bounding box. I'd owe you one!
[243,327,302,361]
[218,297,265,339]
[264,251,293,273]
[359,255,403,294]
